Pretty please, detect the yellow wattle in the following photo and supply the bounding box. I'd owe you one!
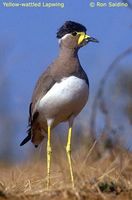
[78,33,85,45]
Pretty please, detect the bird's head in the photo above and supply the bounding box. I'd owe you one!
[57,21,99,50]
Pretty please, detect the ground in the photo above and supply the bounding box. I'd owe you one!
[0,144,132,200]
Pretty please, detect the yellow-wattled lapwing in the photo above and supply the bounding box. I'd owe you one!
[20,21,99,188]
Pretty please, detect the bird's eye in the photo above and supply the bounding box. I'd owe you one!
[72,32,77,36]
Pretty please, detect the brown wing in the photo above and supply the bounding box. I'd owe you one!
[20,66,56,147]
[31,66,56,114]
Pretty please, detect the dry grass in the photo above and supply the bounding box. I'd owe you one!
[0,142,132,200]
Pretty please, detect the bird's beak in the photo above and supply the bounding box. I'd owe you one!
[85,35,99,43]
[78,33,99,45]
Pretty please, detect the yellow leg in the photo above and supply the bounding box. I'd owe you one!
[47,125,52,189]
[66,127,75,188]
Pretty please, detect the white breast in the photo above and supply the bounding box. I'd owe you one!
[38,76,89,122]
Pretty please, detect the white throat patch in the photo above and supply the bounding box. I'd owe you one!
[58,33,71,44]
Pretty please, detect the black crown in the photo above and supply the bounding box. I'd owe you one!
[56,21,87,39]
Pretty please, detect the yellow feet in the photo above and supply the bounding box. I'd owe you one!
[47,126,52,189]
[66,127,75,188]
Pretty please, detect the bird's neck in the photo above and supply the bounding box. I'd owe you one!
[51,45,81,77]
[58,45,79,60]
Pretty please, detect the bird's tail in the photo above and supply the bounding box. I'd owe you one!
[20,135,31,146]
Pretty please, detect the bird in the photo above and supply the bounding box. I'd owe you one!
[20,21,99,188]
